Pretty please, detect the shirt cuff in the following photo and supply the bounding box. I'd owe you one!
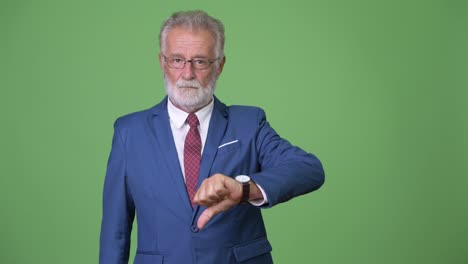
[249,183,269,207]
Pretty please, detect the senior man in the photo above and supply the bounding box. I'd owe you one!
[99,10,325,264]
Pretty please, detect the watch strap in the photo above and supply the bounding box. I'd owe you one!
[240,181,250,203]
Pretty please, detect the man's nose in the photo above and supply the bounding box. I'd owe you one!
[181,61,196,79]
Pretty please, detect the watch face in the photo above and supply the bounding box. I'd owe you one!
[236,175,250,183]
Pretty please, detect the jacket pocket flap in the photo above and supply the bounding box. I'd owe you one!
[134,253,163,264]
[233,237,272,262]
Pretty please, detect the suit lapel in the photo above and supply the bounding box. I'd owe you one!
[150,97,192,213]
[192,97,229,222]
[148,96,230,222]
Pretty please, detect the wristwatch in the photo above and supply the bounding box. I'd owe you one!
[235,175,251,203]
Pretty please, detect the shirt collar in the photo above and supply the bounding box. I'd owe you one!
[167,97,214,128]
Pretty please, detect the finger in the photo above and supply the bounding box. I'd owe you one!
[197,199,236,229]
[193,180,211,203]
[194,179,229,206]
[197,202,223,229]
[196,194,223,207]
[195,192,225,206]
[197,210,211,230]
[216,187,230,197]
[207,186,228,202]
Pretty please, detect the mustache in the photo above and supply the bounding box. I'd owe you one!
[176,79,202,89]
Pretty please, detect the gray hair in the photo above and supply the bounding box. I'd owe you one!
[159,10,225,59]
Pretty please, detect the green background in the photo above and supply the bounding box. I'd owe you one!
[1,0,467,263]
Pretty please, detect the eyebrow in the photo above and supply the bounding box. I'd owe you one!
[166,53,209,59]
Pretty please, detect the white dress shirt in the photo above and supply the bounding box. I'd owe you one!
[168,98,213,178]
[167,98,268,206]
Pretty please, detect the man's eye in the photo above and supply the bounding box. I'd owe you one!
[194,59,207,65]
[172,58,184,63]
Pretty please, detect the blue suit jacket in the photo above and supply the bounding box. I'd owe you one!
[99,97,325,264]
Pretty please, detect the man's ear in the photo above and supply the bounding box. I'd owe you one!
[158,52,164,69]
[216,56,226,77]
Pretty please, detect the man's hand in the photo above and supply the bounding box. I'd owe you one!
[193,173,243,230]
[194,174,264,229]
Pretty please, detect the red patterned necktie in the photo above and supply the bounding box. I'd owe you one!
[184,113,201,207]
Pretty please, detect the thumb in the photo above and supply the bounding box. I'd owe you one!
[197,199,236,229]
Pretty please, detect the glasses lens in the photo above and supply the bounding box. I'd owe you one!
[192,59,209,69]
[165,56,214,69]
[168,58,184,69]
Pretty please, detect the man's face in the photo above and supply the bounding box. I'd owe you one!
[160,27,225,112]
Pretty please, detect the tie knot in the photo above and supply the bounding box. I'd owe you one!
[186,113,199,127]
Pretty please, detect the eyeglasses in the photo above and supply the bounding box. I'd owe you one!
[162,55,219,70]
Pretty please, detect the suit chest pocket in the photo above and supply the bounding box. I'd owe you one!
[211,141,256,176]
[216,141,241,155]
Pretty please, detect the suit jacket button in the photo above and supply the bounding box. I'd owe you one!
[191,225,199,233]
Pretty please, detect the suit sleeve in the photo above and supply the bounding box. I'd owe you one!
[99,121,135,264]
[250,109,325,207]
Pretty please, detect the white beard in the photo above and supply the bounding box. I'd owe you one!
[164,73,218,113]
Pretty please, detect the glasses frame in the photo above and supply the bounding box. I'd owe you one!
[162,55,220,70]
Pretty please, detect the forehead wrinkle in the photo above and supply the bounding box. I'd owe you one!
[164,27,216,57]
[167,41,214,58]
